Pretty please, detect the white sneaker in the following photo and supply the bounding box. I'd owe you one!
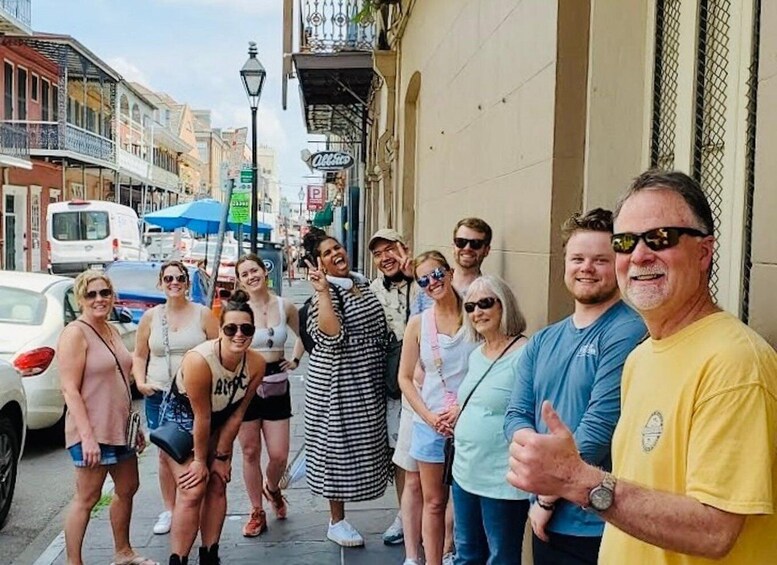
[382,512,404,545]
[153,510,172,535]
[403,559,422,565]
[442,552,455,565]
[327,519,365,547]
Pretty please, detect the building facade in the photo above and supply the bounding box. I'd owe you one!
[285,0,777,345]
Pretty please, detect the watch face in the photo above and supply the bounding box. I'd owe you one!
[590,486,614,511]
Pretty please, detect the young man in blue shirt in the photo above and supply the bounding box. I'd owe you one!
[504,208,646,564]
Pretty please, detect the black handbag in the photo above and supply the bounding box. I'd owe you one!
[150,421,194,464]
[442,334,524,486]
[384,331,403,400]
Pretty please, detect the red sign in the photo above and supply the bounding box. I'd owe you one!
[307,185,325,211]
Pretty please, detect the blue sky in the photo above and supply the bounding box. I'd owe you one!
[33,0,316,200]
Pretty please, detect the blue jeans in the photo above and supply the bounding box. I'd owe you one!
[145,390,165,431]
[452,480,530,565]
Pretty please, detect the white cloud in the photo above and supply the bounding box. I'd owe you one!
[107,57,152,86]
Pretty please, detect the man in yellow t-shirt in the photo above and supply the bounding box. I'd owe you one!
[506,170,777,564]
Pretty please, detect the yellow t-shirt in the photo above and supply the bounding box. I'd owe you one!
[599,312,777,564]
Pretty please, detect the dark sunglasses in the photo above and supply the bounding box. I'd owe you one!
[163,274,188,284]
[454,237,487,250]
[611,227,708,254]
[222,323,256,337]
[464,297,499,313]
[417,267,447,289]
[84,289,113,300]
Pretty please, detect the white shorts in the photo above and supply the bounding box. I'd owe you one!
[387,396,401,449]
[392,397,418,472]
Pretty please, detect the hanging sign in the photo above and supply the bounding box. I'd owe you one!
[307,185,325,211]
[310,151,354,172]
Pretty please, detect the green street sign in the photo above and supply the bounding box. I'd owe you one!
[240,169,253,183]
[229,191,250,223]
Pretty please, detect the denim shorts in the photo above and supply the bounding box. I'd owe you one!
[145,390,165,431]
[409,421,446,463]
[67,443,136,468]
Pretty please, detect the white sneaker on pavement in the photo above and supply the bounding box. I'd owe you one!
[442,552,455,565]
[382,512,404,545]
[402,559,422,565]
[153,510,172,535]
[327,519,365,547]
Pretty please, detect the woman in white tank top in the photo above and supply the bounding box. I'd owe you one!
[398,251,478,565]
[131,261,219,536]
[234,253,305,537]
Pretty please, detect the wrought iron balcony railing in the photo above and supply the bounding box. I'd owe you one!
[0,0,31,28]
[7,121,115,164]
[152,164,180,192]
[300,0,377,53]
[0,121,30,158]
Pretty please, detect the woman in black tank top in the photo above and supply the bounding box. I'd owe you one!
[164,291,265,565]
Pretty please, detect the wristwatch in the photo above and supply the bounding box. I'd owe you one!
[292,357,301,366]
[214,452,231,462]
[587,472,617,512]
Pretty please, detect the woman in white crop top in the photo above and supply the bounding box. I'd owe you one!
[131,260,219,536]
[234,253,305,536]
[398,250,478,565]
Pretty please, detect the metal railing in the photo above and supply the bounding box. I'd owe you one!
[0,121,30,158]
[152,164,180,191]
[300,0,377,53]
[5,121,115,163]
[0,0,30,27]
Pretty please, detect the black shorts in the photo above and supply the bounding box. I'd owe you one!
[243,361,292,422]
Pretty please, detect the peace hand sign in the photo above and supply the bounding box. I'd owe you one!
[393,244,414,278]
[305,257,329,292]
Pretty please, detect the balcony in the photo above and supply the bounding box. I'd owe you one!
[0,0,32,35]
[287,0,378,138]
[152,164,180,192]
[0,121,31,168]
[8,121,116,167]
[117,147,152,182]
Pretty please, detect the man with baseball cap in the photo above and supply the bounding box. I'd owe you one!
[368,229,424,563]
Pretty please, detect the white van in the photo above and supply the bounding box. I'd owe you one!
[47,200,147,276]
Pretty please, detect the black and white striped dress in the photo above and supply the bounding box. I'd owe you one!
[304,279,389,501]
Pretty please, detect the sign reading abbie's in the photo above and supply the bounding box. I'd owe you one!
[310,151,354,172]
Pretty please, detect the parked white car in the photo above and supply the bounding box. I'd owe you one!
[0,271,136,431]
[0,358,26,531]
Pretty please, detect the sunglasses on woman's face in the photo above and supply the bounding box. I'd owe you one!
[610,227,708,254]
[222,323,256,337]
[84,289,113,300]
[464,296,499,313]
[416,267,447,289]
[163,274,187,284]
[454,237,486,250]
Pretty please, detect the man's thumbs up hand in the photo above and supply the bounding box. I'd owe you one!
[542,400,572,439]
[507,401,589,505]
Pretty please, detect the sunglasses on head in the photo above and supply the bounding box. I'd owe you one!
[417,267,447,289]
[84,288,112,300]
[464,296,499,313]
[454,237,486,250]
[222,323,256,337]
[611,227,708,254]
[163,274,188,284]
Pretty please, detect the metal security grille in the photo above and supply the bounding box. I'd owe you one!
[650,0,682,170]
[692,0,731,297]
[741,0,761,323]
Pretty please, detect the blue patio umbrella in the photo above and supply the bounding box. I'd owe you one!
[144,199,272,235]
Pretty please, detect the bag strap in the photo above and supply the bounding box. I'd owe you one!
[456,334,523,423]
[404,281,411,323]
[76,319,132,405]
[161,305,172,381]
[425,307,447,388]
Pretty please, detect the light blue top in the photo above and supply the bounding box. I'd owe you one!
[503,300,646,536]
[454,345,529,501]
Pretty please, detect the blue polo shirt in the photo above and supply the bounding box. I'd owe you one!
[503,300,646,537]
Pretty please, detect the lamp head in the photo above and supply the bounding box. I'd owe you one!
[240,41,266,108]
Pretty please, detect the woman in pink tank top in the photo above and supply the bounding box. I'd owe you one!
[57,270,155,565]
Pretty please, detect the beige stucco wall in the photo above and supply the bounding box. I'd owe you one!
[391,0,589,331]
[749,0,777,347]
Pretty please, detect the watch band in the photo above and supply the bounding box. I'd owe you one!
[214,452,231,461]
[292,356,301,365]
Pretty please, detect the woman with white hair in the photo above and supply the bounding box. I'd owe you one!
[448,275,530,564]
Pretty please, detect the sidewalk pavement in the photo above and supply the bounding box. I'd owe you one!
[45,279,404,565]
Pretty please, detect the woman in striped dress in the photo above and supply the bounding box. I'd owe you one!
[302,231,390,547]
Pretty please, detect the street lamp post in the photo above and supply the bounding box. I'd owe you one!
[298,187,305,223]
[240,41,267,254]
